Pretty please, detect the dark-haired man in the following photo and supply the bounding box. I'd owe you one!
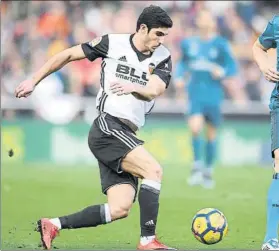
[15,5,175,250]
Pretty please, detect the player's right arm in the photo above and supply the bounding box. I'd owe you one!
[15,35,108,98]
[252,17,279,83]
[32,45,87,83]
[14,45,86,98]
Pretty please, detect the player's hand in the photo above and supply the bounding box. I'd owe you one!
[211,66,225,80]
[15,79,36,98]
[175,79,185,89]
[110,82,136,96]
[260,66,279,83]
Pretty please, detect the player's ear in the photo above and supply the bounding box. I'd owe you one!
[139,24,148,35]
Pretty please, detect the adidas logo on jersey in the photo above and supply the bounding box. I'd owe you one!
[145,220,154,226]
[118,56,127,62]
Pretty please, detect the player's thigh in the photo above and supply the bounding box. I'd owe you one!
[88,113,144,173]
[98,160,138,202]
[270,109,279,158]
[204,105,222,130]
[187,100,204,135]
[271,109,279,170]
[121,145,162,182]
[188,114,204,136]
[107,183,136,220]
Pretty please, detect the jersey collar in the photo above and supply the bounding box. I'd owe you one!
[129,33,153,62]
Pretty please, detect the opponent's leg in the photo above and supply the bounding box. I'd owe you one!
[203,122,218,189]
[187,114,204,186]
[262,149,279,250]
[37,183,135,250]
[202,104,222,189]
[121,145,176,250]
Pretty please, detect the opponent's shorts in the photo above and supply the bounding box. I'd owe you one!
[88,113,144,201]
[188,101,222,127]
[271,108,279,158]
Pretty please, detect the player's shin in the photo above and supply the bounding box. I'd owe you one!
[139,179,161,245]
[264,172,279,242]
[200,140,217,189]
[205,140,217,170]
[192,135,203,170]
[51,204,112,229]
[187,135,204,186]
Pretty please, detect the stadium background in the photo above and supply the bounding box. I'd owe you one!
[1,1,279,250]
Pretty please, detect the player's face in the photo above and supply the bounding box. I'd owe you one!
[196,10,216,31]
[140,25,169,52]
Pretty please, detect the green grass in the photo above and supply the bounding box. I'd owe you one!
[1,163,274,250]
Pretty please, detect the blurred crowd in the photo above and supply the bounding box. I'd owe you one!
[1,1,279,119]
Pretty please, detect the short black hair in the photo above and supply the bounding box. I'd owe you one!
[136,5,173,32]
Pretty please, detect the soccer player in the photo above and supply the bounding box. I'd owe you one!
[174,10,238,189]
[252,15,279,250]
[14,5,175,250]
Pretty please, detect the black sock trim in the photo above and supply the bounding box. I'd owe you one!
[141,184,160,195]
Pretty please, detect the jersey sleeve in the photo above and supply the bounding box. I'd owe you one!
[152,55,172,88]
[81,35,109,61]
[259,18,276,50]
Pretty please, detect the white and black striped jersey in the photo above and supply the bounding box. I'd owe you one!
[81,33,172,129]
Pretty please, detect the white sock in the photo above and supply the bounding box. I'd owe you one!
[141,179,161,191]
[104,203,112,223]
[49,218,62,230]
[140,235,155,245]
[203,167,214,176]
[193,160,203,170]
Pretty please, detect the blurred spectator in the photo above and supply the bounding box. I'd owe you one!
[1,0,278,119]
[241,61,262,101]
[37,1,70,39]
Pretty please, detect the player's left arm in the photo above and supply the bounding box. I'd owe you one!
[110,56,172,101]
[252,16,279,82]
[133,56,172,101]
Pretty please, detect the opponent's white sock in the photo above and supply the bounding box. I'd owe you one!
[140,235,155,245]
[49,218,62,230]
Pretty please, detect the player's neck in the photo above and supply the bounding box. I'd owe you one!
[199,30,216,41]
[132,33,151,55]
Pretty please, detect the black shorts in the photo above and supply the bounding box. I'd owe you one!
[88,113,144,200]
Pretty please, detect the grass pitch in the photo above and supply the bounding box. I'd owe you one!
[1,163,274,250]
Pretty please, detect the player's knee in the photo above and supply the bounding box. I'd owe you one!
[189,118,203,136]
[109,203,131,221]
[191,126,201,137]
[192,131,199,137]
[206,131,217,141]
[144,165,163,182]
[191,125,203,137]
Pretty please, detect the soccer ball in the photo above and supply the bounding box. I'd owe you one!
[191,208,228,245]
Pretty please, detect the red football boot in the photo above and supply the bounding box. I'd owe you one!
[137,237,177,250]
[37,218,59,250]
